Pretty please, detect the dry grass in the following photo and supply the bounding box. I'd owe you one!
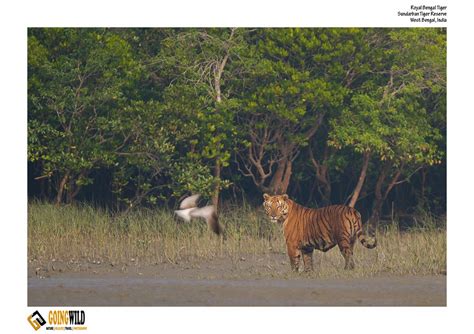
[28,201,446,278]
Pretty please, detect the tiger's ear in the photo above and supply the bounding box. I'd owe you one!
[263,193,270,201]
[282,194,289,201]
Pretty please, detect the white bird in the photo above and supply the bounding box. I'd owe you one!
[179,194,201,210]
[174,194,223,236]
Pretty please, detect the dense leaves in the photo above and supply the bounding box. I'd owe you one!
[28,28,446,220]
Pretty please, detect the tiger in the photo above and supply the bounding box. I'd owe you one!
[263,193,376,272]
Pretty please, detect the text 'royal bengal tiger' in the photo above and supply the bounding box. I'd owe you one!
[263,193,376,272]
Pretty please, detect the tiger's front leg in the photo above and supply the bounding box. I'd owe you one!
[287,245,301,272]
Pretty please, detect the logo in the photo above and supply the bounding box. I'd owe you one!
[27,309,87,331]
[27,311,46,331]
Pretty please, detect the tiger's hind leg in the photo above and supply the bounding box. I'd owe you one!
[338,239,355,270]
[302,247,314,272]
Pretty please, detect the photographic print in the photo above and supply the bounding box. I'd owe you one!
[27,27,446,306]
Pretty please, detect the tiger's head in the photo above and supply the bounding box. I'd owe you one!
[263,193,290,223]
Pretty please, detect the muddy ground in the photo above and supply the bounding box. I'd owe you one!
[28,254,446,306]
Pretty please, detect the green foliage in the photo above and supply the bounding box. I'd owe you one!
[28,28,446,214]
[110,100,176,207]
[28,28,142,202]
[151,28,246,197]
[170,161,218,199]
[328,28,445,184]
[243,28,355,130]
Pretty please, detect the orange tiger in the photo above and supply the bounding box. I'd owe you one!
[263,193,376,271]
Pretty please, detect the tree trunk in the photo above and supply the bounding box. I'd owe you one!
[212,161,221,211]
[318,167,331,206]
[419,167,427,207]
[280,159,292,194]
[369,197,384,231]
[39,177,46,199]
[309,145,332,206]
[383,168,402,200]
[65,171,88,204]
[368,162,402,229]
[210,29,235,210]
[66,181,82,204]
[55,172,69,205]
[307,178,318,204]
[268,157,292,194]
[367,162,390,229]
[349,150,371,208]
[66,178,74,204]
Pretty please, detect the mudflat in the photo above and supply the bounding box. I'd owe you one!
[28,255,446,306]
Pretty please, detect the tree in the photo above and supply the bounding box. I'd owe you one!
[153,28,246,209]
[109,100,177,211]
[329,28,446,223]
[237,28,361,195]
[28,28,140,204]
[27,28,446,219]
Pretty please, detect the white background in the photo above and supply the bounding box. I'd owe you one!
[1,0,472,333]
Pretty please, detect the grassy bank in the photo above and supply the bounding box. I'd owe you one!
[28,201,446,278]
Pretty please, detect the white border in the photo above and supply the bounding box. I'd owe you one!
[3,0,473,333]
[22,0,446,28]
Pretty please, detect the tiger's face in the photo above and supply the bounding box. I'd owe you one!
[263,193,290,223]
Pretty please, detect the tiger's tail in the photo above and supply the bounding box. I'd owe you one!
[354,211,377,249]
